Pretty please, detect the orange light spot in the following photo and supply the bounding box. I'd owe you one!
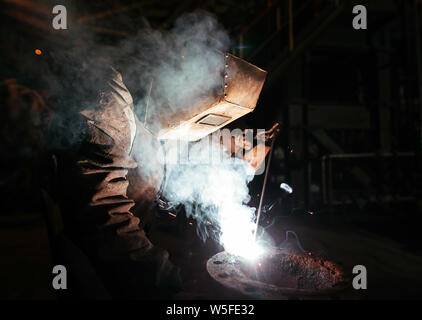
[35,49,42,55]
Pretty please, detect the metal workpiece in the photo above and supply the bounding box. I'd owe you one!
[207,250,348,299]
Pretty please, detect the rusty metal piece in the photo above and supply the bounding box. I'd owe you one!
[157,53,267,141]
[207,251,349,299]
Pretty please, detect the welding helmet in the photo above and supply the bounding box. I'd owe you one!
[142,52,267,141]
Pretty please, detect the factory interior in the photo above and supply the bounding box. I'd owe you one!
[1,0,422,301]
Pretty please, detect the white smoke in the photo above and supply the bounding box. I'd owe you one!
[120,11,230,188]
[163,135,264,259]
[120,11,229,135]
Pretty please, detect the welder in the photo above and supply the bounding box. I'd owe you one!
[45,51,275,299]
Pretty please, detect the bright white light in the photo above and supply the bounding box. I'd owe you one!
[280,183,293,194]
[223,237,265,260]
[163,136,265,260]
[218,204,266,260]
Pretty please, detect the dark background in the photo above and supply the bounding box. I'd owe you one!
[1,0,422,299]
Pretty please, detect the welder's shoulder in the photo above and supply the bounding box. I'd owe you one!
[80,67,134,118]
[106,67,134,107]
[79,66,137,153]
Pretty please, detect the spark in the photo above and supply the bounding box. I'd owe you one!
[280,183,293,194]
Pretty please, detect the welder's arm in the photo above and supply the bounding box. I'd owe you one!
[72,119,182,298]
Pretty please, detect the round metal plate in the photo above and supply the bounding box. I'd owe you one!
[206,251,348,299]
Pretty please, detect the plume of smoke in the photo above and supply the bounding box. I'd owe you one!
[120,11,229,134]
[163,135,263,259]
[116,11,232,193]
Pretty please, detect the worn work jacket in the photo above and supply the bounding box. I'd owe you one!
[52,67,180,299]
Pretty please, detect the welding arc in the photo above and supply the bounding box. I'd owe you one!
[254,129,278,241]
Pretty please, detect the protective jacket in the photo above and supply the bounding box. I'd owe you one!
[52,67,181,299]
